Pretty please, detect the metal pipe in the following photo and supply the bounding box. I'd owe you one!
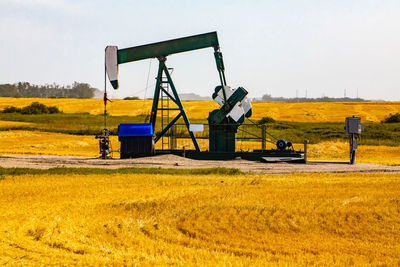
[262,124,266,150]
[304,140,309,164]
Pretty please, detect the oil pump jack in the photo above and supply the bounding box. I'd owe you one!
[102,31,305,162]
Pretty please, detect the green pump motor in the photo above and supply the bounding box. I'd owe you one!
[208,85,252,152]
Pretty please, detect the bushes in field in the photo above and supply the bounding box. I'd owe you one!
[2,106,21,113]
[382,113,400,123]
[1,102,62,114]
[123,96,140,100]
[258,116,276,124]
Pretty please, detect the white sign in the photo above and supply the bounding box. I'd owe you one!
[189,124,204,132]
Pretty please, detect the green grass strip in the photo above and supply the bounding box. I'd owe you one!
[0,166,243,177]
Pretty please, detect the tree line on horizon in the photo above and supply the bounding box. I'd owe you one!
[0,82,99,99]
[0,82,381,102]
[258,93,370,102]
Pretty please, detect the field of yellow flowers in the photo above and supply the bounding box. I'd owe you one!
[1,97,399,122]
[1,171,399,265]
[0,97,399,265]
[0,96,399,164]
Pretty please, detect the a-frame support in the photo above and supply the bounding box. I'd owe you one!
[150,57,201,152]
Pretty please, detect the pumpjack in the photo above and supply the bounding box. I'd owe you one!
[103,31,305,162]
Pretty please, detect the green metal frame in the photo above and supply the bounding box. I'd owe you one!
[156,149,304,162]
[150,57,200,151]
[108,32,307,162]
[117,32,219,64]
[116,31,228,103]
[113,32,230,153]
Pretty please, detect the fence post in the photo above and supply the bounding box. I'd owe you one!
[262,124,266,151]
[170,124,176,150]
[304,140,309,163]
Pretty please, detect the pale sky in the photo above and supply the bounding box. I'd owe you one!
[1,0,399,100]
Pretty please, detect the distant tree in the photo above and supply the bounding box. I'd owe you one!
[261,93,273,101]
[2,106,22,113]
[383,113,400,123]
[71,82,96,98]
[124,96,140,100]
[0,84,22,97]
[0,82,98,98]
[258,116,276,124]
[258,92,369,103]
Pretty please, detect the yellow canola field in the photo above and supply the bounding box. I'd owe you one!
[1,172,399,265]
[1,131,399,165]
[1,97,399,122]
[0,130,104,157]
[0,120,36,128]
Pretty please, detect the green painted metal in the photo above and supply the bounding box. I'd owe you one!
[208,87,248,124]
[160,88,177,105]
[109,31,307,162]
[149,61,164,128]
[208,87,248,152]
[112,31,228,142]
[150,59,201,152]
[110,80,118,89]
[117,32,219,64]
[214,51,227,99]
[208,124,238,152]
[155,149,304,161]
[115,32,226,154]
[154,113,182,143]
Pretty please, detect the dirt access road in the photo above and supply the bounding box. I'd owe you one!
[1,154,399,174]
